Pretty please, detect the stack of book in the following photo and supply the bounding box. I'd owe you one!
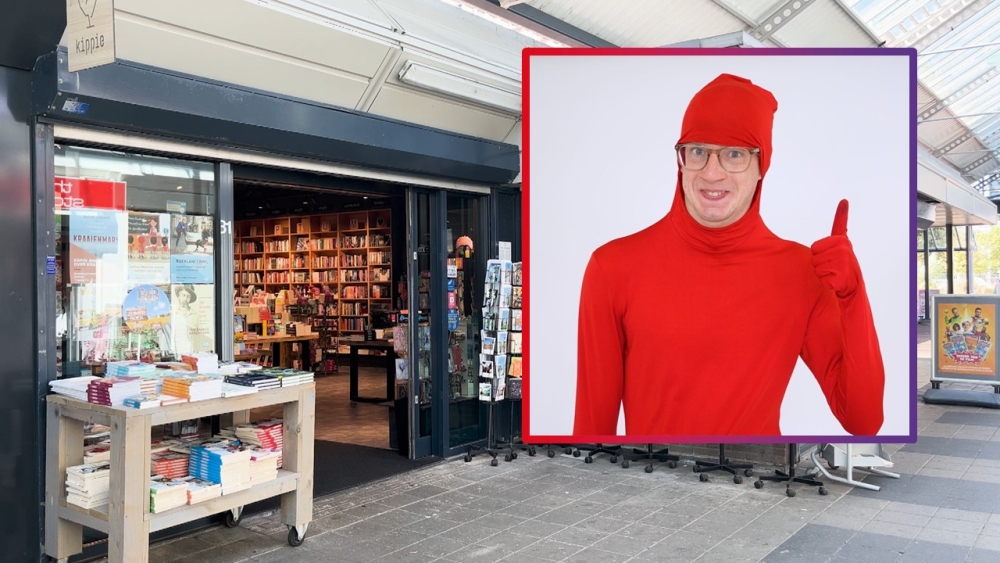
[151,451,190,479]
[255,368,314,387]
[149,476,190,513]
[162,375,224,402]
[105,361,158,378]
[66,461,111,510]
[49,376,100,402]
[177,476,222,504]
[188,442,253,495]
[223,373,281,391]
[220,382,259,398]
[83,442,111,464]
[181,353,219,373]
[248,448,281,485]
[87,377,142,407]
[233,420,284,468]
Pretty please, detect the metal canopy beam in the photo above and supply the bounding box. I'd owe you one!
[909,0,994,53]
[31,48,520,185]
[918,68,1000,122]
[485,0,617,47]
[750,0,816,43]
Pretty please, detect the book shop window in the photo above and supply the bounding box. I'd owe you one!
[53,145,217,378]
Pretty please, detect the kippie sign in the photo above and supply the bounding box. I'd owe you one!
[66,0,116,73]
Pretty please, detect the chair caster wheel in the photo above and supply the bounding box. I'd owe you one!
[564,448,572,455]
[584,456,593,464]
[819,487,829,496]
[734,476,744,485]
[786,487,796,497]
[573,450,581,457]
[754,480,763,489]
[464,455,472,463]
[645,465,653,474]
[744,469,754,477]
[622,460,630,469]
[490,458,498,467]
[504,455,511,462]
[287,527,305,547]
[693,466,700,473]
[828,465,839,470]
[699,473,709,482]
[668,461,677,469]
[547,450,555,458]
[610,456,618,464]
[529,447,537,456]
[511,452,518,460]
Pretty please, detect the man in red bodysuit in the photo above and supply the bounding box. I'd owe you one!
[573,73,885,437]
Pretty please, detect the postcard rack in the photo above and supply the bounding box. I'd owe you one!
[44,384,316,563]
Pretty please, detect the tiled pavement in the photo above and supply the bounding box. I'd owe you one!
[94,324,1000,563]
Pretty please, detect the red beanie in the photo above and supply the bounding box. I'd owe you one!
[676,73,778,179]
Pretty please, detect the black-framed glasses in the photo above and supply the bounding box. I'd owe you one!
[675,144,760,173]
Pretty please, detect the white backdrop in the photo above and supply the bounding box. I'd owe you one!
[526,53,912,438]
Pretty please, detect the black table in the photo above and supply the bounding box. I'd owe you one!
[349,340,397,404]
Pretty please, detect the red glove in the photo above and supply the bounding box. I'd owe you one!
[811,199,861,299]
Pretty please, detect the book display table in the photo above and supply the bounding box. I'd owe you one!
[44,384,316,563]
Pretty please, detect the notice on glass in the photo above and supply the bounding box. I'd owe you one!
[68,209,126,284]
[170,215,214,284]
[127,212,172,285]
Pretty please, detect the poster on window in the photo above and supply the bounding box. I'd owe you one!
[170,284,215,355]
[170,215,214,284]
[933,295,1000,382]
[127,212,171,285]
[68,209,127,284]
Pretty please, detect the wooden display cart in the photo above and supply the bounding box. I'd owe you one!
[44,384,316,563]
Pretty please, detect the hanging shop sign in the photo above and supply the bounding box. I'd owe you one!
[66,0,117,73]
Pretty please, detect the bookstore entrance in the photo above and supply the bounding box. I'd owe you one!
[228,170,447,498]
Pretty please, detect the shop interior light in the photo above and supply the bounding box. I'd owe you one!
[398,61,521,114]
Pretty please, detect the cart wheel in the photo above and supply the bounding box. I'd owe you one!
[490,458,499,467]
[584,456,593,464]
[610,456,618,464]
[547,449,555,458]
[464,454,472,463]
[224,509,242,528]
[287,527,304,547]
[744,469,754,477]
[504,454,511,462]
[786,487,796,498]
[819,487,829,496]
[754,480,763,489]
[573,450,581,457]
[622,460,630,469]
[645,464,654,474]
[699,473,709,482]
[668,461,677,469]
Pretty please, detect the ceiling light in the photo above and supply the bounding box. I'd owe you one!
[398,61,521,114]
[437,0,569,48]
[176,186,183,190]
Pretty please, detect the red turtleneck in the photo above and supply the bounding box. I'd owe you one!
[573,183,886,437]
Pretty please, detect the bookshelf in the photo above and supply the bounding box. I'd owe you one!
[234,209,394,336]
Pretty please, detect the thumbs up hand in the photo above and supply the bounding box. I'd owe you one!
[811,200,861,299]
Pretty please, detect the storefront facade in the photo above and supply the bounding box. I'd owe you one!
[3,33,523,561]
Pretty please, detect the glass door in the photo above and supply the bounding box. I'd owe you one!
[407,189,443,458]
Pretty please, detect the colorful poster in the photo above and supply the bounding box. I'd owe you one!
[68,209,126,284]
[122,285,171,332]
[170,284,215,355]
[170,215,214,284]
[127,212,171,285]
[937,300,996,377]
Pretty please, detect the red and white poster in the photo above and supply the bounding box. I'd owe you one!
[55,177,126,211]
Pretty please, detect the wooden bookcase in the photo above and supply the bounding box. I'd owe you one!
[234,209,394,337]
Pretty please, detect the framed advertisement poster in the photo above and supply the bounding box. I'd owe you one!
[931,294,1000,384]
